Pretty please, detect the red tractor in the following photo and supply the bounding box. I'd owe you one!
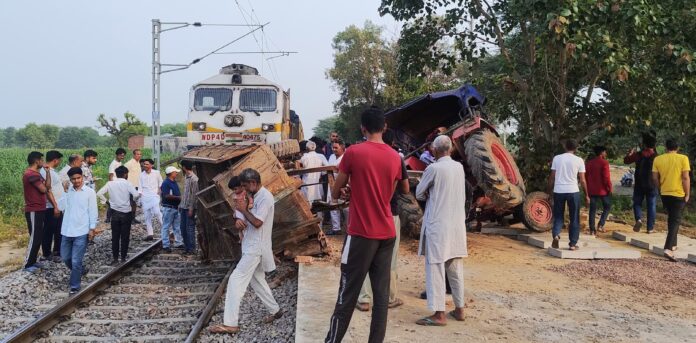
[386,85,552,237]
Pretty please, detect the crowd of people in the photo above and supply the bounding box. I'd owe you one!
[18,110,691,341]
[549,133,690,262]
[22,148,201,294]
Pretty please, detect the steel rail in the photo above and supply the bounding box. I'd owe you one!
[1,240,163,343]
[184,266,234,343]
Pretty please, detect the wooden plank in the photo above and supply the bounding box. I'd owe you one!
[182,145,257,164]
[286,165,338,176]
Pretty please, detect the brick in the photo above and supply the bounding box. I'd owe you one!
[592,248,641,259]
[547,247,595,259]
[517,234,531,242]
[294,256,314,264]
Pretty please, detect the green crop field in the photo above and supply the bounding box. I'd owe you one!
[0,147,175,243]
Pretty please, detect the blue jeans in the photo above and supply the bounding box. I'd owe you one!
[61,234,88,290]
[589,196,612,233]
[632,187,656,230]
[552,192,580,246]
[162,207,182,248]
[180,208,197,252]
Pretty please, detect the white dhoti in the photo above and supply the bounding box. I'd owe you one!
[425,256,465,312]
[141,195,162,236]
[223,254,280,326]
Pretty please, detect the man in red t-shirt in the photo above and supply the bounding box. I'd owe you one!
[585,146,613,236]
[325,107,404,343]
[23,151,52,272]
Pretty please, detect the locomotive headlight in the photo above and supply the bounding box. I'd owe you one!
[261,123,275,132]
[232,115,244,126]
[224,115,234,127]
[192,122,207,131]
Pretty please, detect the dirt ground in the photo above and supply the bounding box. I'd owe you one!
[319,221,696,342]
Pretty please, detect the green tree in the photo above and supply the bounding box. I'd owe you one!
[161,123,186,137]
[380,0,696,189]
[97,112,149,147]
[313,115,342,141]
[56,127,102,149]
[327,21,397,142]
[16,123,59,148]
[1,127,16,147]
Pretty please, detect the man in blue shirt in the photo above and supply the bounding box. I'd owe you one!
[58,167,98,295]
[161,166,183,252]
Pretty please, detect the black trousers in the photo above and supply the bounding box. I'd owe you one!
[41,208,62,257]
[661,195,685,250]
[105,201,113,222]
[325,235,395,343]
[111,210,133,259]
[24,211,46,268]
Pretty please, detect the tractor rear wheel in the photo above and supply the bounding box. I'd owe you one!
[519,191,553,232]
[464,129,525,209]
[396,192,423,239]
[269,139,300,159]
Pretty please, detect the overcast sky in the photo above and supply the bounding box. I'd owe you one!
[0,1,398,135]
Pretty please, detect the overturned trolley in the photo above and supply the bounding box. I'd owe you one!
[181,144,328,261]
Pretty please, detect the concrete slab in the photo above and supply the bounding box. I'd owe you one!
[480,227,527,236]
[629,238,660,250]
[612,231,630,242]
[547,247,640,260]
[592,248,641,259]
[688,254,696,264]
[296,263,340,343]
[547,248,595,259]
[650,246,693,260]
[524,234,610,249]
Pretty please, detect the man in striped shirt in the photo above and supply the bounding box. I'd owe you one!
[179,160,199,255]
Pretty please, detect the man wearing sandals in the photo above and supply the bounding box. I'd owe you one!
[548,139,590,251]
[209,168,282,334]
[415,135,467,326]
[651,139,690,262]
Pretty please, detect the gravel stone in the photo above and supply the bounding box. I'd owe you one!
[550,258,696,298]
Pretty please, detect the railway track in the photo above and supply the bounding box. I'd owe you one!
[1,239,233,343]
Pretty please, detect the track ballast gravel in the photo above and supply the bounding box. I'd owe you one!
[550,258,696,298]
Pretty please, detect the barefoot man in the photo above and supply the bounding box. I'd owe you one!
[415,135,468,326]
[209,168,281,334]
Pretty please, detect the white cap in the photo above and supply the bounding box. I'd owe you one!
[165,166,181,175]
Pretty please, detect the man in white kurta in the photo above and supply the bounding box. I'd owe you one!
[209,168,281,335]
[327,140,347,234]
[415,135,467,325]
[300,141,327,205]
[139,159,163,240]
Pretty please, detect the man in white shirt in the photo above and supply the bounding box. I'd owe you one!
[209,168,281,335]
[139,159,163,241]
[300,141,328,208]
[59,154,83,191]
[548,139,590,250]
[327,140,347,235]
[105,148,127,224]
[40,150,64,263]
[58,167,98,295]
[124,149,143,224]
[97,166,140,265]
[415,135,467,326]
